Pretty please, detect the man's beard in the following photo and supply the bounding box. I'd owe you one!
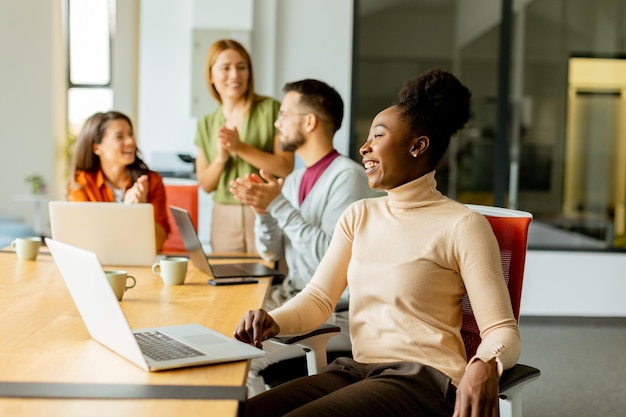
[279,130,306,152]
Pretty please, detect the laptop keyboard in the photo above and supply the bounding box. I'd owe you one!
[210,263,251,277]
[134,330,205,361]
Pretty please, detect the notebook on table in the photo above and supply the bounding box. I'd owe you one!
[45,238,264,371]
[169,206,284,280]
[48,201,156,266]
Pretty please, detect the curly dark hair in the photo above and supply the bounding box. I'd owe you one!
[397,68,471,169]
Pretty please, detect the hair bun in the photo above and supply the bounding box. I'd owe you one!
[398,68,471,137]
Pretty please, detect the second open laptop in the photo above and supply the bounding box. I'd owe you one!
[169,206,284,280]
[46,238,264,371]
[49,201,156,266]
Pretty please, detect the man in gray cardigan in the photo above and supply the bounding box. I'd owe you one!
[230,79,378,396]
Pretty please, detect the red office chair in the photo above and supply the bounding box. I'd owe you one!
[462,205,540,417]
[161,184,198,253]
[264,204,540,417]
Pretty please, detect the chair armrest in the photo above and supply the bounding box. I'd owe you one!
[499,363,541,394]
[498,364,540,417]
[270,299,346,345]
[271,323,341,345]
[269,323,341,375]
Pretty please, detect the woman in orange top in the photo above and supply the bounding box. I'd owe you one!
[67,111,170,251]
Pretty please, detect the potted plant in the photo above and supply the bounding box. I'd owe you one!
[25,174,46,195]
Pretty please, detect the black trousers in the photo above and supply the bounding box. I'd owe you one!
[246,357,457,417]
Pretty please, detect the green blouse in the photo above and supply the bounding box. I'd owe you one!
[194,97,280,204]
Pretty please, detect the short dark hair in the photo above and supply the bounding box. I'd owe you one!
[397,68,471,168]
[283,79,344,134]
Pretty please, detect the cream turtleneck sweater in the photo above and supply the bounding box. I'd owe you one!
[270,171,521,386]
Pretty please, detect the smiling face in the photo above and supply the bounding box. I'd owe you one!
[360,106,428,190]
[210,49,250,102]
[92,119,136,168]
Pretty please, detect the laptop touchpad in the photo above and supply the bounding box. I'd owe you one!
[183,333,231,347]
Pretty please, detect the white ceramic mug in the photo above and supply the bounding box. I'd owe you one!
[152,257,188,285]
[104,270,136,301]
[11,237,41,261]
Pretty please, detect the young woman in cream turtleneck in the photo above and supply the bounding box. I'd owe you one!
[234,68,520,417]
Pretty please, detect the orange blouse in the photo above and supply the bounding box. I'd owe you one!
[68,169,171,236]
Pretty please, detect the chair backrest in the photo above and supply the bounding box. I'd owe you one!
[460,204,533,359]
[161,184,199,253]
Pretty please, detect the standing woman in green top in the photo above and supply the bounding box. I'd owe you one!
[195,39,294,253]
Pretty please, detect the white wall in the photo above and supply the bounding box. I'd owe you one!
[522,250,626,317]
[136,0,197,161]
[137,0,354,162]
[0,0,62,230]
[136,0,354,245]
[273,0,354,155]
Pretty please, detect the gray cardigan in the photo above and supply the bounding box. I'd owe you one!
[254,155,380,293]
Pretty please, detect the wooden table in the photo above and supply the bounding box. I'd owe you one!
[0,249,271,416]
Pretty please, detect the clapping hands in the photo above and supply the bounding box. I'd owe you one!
[229,169,284,214]
[124,175,149,204]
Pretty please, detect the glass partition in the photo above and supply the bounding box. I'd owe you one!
[354,0,626,250]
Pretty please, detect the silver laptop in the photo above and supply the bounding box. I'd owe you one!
[49,201,156,266]
[169,206,284,280]
[45,238,264,371]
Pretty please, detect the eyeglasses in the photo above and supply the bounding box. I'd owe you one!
[276,111,309,122]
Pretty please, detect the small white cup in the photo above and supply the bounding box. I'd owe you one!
[152,257,188,285]
[11,237,41,261]
[104,270,136,301]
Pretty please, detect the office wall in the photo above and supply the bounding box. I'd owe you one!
[273,0,354,157]
[0,0,353,231]
[112,1,141,122]
[522,250,626,317]
[0,0,138,230]
[136,0,354,245]
[0,0,61,227]
[137,0,354,163]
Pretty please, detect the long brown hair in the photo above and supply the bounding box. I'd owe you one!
[205,39,262,108]
[69,111,149,187]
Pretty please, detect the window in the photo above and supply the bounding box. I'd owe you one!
[67,0,114,134]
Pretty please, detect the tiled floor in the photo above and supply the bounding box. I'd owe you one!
[518,316,626,417]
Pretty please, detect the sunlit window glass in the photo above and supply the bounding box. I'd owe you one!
[68,0,111,85]
[67,88,114,133]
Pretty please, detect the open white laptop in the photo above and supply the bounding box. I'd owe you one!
[45,238,264,371]
[49,201,156,266]
[169,206,284,280]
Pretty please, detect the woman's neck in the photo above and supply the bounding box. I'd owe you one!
[101,163,129,189]
[221,97,249,116]
[221,98,249,129]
